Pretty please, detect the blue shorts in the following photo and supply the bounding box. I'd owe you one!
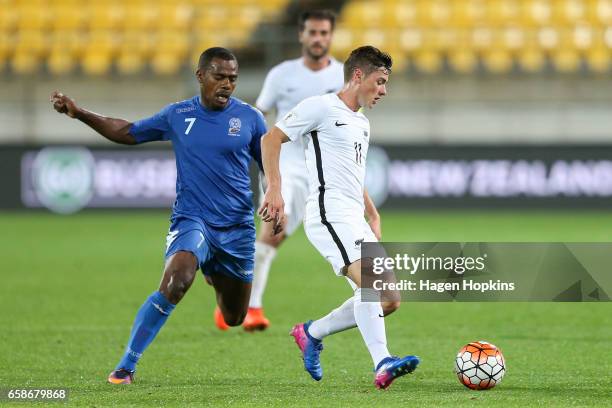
[164,214,255,283]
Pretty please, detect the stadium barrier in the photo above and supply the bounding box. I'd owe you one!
[2,144,612,213]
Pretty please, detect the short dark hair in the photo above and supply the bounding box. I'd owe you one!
[298,9,336,31]
[343,46,393,82]
[198,47,237,70]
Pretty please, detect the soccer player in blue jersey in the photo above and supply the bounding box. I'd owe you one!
[50,47,267,384]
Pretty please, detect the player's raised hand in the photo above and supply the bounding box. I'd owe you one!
[258,186,285,234]
[50,90,79,118]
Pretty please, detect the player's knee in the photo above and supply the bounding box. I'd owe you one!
[381,300,400,316]
[162,257,197,302]
[258,231,285,248]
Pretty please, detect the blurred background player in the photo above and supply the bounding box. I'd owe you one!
[214,10,345,332]
[51,47,267,384]
[259,46,419,390]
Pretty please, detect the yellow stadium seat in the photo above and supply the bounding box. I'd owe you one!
[192,32,231,57]
[413,50,443,73]
[585,47,610,71]
[552,49,581,71]
[117,52,145,75]
[518,48,547,71]
[86,2,124,30]
[537,26,560,50]
[399,28,423,53]
[50,30,85,57]
[524,0,554,26]
[16,1,50,30]
[387,51,407,72]
[122,2,159,30]
[193,5,229,30]
[0,2,18,32]
[116,31,151,75]
[236,5,263,32]
[14,30,47,57]
[49,4,85,31]
[451,0,488,27]
[593,0,612,23]
[471,26,494,51]
[12,52,39,74]
[87,30,117,55]
[81,50,112,75]
[159,2,193,30]
[331,28,353,56]
[341,2,379,29]
[423,0,452,27]
[121,31,153,58]
[151,53,183,75]
[47,50,76,75]
[483,49,514,73]
[0,32,14,60]
[487,0,522,25]
[362,29,387,49]
[156,31,189,59]
[572,25,595,50]
[387,1,417,28]
[502,26,527,52]
[449,49,478,73]
[554,0,588,24]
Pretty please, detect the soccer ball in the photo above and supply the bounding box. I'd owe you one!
[454,341,505,390]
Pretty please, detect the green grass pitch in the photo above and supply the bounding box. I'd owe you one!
[1,210,611,407]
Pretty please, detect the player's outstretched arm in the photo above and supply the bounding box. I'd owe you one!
[258,126,289,232]
[50,91,137,145]
[364,189,382,240]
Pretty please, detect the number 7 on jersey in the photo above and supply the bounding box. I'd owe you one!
[184,118,196,135]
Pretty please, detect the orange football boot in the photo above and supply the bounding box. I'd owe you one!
[214,306,230,331]
[242,307,270,332]
[107,368,134,384]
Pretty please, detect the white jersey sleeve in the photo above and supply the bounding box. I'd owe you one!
[275,96,324,142]
[255,66,280,113]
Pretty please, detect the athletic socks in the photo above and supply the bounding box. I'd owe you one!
[353,289,391,368]
[308,295,357,340]
[248,241,277,308]
[116,291,176,372]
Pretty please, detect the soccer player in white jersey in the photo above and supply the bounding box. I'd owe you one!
[259,46,419,389]
[214,10,345,331]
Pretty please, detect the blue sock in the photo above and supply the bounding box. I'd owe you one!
[116,291,176,372]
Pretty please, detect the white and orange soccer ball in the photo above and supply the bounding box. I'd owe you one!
[454,341,506,390]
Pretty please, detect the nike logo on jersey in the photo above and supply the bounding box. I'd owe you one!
[335,121,348,127]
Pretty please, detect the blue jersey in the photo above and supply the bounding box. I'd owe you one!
[130,96,266,227]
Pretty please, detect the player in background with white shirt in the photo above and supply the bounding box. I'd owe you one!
[259,46,419,390]
[214,10,346,331]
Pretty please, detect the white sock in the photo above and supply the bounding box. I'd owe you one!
[353,288,391,368]
[248,241,276,308]
[308,295,357,340]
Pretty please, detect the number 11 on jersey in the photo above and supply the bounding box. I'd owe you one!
[354,142,362,164]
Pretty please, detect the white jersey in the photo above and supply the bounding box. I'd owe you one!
[276,93,370,222]
[256,57,344,168]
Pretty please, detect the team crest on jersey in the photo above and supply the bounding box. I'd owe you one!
[228,117,241,136]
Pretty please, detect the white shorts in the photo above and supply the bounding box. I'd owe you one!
[259,170,308,236]
[304,215,377,276]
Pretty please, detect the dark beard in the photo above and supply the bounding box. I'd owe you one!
[305,46,328,60]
